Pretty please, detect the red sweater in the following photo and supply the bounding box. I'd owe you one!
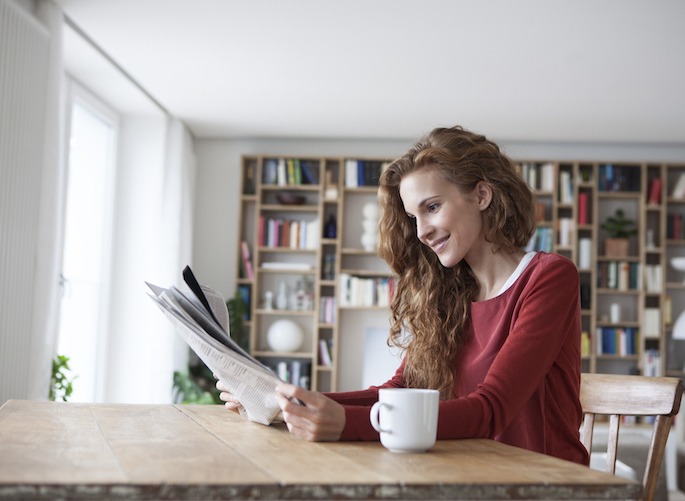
[325,252,589,465]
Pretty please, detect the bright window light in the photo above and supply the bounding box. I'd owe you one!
[57,84,118,402]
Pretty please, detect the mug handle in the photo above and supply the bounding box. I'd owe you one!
[370,401,392,433]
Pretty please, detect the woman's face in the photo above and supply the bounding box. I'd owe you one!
[399,168,491,268]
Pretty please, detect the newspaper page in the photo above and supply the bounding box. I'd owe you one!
[147,269,283,425]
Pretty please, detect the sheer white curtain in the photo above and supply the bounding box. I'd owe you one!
[102,116,194,403]
[161,118,196,374]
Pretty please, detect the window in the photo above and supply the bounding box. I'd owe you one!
[57,82,118,402]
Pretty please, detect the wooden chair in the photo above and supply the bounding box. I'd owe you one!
[580,373,683,501]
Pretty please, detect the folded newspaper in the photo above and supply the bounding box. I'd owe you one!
[147,266,283,425]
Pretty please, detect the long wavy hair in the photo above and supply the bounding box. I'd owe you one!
[377,125,536,398]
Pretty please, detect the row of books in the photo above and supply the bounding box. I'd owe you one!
[583,327,661,359]
[262,158,319,186]
[557,218,574,246]
[339,273,396,307]
[319,339,333,366]
[525,227,554,253]
[647,177,663,205]
[344,159,390,188]
[577,192,590,225]
[321,253,335,280]
[518,162,555,192]
[597,164,641,192]
[643,349,663,377]
[596,327,638,356]
[236,284,251,321]
[667,213,685,239]
[273,360,311,389]
[580,331,591,358]
[558,170,573,204]
[643,264,663,293]
[239,241,254,279]
[319,296,336,324]
[596,261,642,290]
[257,216,320,249]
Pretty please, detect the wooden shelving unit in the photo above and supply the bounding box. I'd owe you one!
[237,156,685,391]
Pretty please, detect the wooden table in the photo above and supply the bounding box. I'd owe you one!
[0,399,641,500]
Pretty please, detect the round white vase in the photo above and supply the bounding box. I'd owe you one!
[267,319,304,352]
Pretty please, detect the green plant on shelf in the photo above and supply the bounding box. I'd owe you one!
[601,208,637,238]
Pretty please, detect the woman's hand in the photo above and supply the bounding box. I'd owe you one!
[274,383,345,442]
[216,379,242,413]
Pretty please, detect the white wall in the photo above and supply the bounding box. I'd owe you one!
[193,137,685,390]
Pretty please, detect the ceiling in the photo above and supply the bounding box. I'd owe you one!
[54,0,685,143]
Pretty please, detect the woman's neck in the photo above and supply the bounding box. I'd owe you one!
[469,248,526,301]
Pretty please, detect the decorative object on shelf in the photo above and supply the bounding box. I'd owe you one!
[291,276,313,311]
[360,202,380,251]
[263,291,273,311]
[646,229,656,250]
[601,208,637,257]
[276,281,288,310]
[276,193,306,205]
[324,213,337,239]
[670,257,685,285]
[267,319,304,352]
[610,303,621,324]
[324,170,338,200]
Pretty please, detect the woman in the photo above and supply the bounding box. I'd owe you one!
[218,125,589,465]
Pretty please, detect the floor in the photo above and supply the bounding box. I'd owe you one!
[671,490,685,501]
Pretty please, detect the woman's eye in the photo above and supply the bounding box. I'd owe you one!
[427,203,439,213]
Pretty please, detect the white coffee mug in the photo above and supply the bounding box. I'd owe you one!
[369,388,439,453]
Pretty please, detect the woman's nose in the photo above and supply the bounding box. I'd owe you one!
[416,217,432,243]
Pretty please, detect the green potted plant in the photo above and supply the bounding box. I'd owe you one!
[601,208,637,257]
[50,354,76,402]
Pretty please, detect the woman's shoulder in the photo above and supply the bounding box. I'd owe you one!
[528,251,579,280]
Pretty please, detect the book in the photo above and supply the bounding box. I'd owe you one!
[261,262,313,271]
[147,266,287,425]
[672,173,685,199]
[579,238,592,269]
[319,339,332,366]
[648,177,662,205]
[577,192,589,225]
[240,241,254,279]
[643,308,661,339]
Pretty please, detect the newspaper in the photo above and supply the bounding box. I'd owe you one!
[147,266,283,425]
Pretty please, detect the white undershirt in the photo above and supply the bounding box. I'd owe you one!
[497,251,537,296]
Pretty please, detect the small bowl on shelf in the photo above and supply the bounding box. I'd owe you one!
[670,257,685,284]
[276,193,306,205]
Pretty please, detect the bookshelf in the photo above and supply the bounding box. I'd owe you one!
[238,156,685,391]
[237,156,393,392]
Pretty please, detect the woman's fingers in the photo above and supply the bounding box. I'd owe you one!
[274,383,345,441]
[215,379,241,412]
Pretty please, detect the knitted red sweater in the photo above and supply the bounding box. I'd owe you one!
[325,252,589,465]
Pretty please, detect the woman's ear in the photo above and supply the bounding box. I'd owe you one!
[475,181,493,211]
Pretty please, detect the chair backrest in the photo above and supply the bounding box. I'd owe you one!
[580,373,683,501]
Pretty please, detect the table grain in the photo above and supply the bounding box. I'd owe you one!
[0,399,641,500]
